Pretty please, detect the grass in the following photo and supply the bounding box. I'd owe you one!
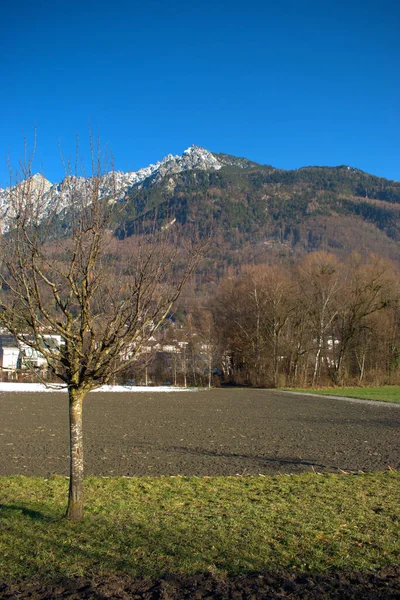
[283,386,400,403]
[1,472,399,581]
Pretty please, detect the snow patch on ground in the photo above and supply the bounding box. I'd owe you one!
[0,383,196,393]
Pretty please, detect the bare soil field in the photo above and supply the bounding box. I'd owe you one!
[1,388,399,477]
[1,389,400,598]
[1,568,400,599]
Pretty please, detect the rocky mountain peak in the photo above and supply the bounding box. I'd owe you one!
[144,145,222,187]
[0,146,246,221]
[0,173,53,209]
[29,173,53,189]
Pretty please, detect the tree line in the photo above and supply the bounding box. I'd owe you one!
[207,252,399,388]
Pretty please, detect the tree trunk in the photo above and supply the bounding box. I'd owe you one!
[359,352,366,383]
[174,354,177,386]
[182,347,187,388]
[66,389,85,521]
[312,342,322,387]
[272,325,280,388]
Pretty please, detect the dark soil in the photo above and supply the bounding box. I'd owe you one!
[1,389,399,477]
[1,389,399,599]
[1,568,399,599]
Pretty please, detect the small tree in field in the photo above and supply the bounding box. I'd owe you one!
[0,147,203,520]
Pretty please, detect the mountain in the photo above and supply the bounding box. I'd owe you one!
[0,146,224,216]
[116,149,400,264]
[2,146,400,264]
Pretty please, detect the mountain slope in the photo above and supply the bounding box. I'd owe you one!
[2,146,400,263]
[0,146,224,221]
[117,155,400,263]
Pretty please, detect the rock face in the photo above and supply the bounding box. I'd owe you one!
[0,146,227,220]
[144,145,222,187]
[106,145,226,193]
[0,173,53,228]
[0,173,53,206]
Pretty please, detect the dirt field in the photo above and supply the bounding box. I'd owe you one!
[1,388,400,598]
[1,388,399,477]
[1,568,400,599]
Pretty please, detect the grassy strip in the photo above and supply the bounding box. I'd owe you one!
[283,386,400,403]
[1,473,399,580]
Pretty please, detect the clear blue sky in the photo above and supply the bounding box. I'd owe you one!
[1,0,399,186]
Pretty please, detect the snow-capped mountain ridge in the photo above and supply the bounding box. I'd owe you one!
[0,145,227,212]
[75,144,225,197]
[0,145,254,228]
[0,173,54,222]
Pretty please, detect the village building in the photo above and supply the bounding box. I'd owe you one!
[0,334,20,371]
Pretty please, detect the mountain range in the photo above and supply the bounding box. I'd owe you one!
[1,145,400,265]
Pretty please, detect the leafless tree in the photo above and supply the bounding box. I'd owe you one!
[296,252,343,387]
[0,146,204,520]
[330,254,395,384]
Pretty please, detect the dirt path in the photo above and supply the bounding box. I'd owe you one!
[1,388,399,476]
[277,389,400,408]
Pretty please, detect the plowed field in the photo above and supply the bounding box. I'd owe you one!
[1,389,399,477]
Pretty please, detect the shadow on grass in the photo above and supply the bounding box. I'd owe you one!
[0,504,57,522]
[2,501,399,587]
[0,501,287,578]
[2,512,210,579]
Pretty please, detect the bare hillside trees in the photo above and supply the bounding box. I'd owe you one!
[212,266,294,387]
[212,254,398,387]
[0,155,203,520]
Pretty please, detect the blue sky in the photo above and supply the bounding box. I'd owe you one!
[1,0,399,185]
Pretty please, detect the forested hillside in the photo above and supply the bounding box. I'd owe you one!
[117,157,400,268]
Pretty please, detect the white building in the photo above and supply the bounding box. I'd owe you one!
[0,332,63,371]
[0,334,20,371]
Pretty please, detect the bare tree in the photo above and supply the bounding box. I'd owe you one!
[330,254,395,384]
[0,147,204,520]
[296,253,343,387]
[212,265,294,387]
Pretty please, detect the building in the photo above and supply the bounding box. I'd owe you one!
[0,332,63,372]
[0,334,20,371]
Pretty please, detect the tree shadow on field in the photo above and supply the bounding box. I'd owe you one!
[165,445,329,470]
[0,504,53,522]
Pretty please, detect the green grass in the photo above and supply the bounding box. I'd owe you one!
[284,386,400,403]
[1,473,399,581]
